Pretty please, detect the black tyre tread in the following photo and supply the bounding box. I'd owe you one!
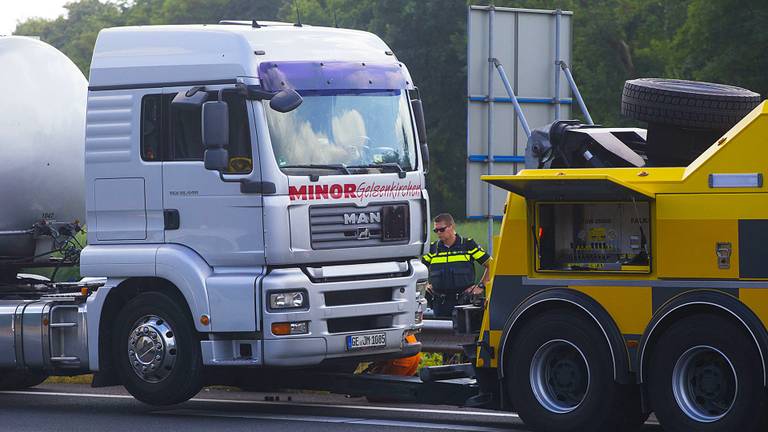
[621,78,761,129]
[506,309,643,432]
[114,291,203,405]
[647,313,768,432]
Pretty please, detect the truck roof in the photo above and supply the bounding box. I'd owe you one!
[89,23,400,89]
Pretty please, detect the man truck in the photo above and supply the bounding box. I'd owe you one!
[0,21,429,405]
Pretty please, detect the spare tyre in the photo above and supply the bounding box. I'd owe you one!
[621,78,760,130]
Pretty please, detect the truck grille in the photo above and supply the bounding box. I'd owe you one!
[327,314,394,333]
[324,287,393,307]
[309,203,409,249]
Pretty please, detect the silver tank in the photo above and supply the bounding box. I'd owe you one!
[0,37,86,260]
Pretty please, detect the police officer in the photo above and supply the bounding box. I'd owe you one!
[421,213,492,318]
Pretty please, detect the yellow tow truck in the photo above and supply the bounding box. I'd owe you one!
[472,79,768,432]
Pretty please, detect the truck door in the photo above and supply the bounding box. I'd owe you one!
[161,86,265,267]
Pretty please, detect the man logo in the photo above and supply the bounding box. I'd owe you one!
[356,227,371,240]
[343,212,381,225]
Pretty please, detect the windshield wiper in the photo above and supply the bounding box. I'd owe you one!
[280,164,351,175]
[347,163,407,178]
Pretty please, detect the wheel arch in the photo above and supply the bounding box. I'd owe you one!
[498,288,632,384]
[638,290,768,387]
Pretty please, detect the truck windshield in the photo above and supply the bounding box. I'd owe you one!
[264,90,417,174]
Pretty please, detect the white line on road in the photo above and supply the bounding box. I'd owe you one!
[0,389,521,419]
[157,408,516,431]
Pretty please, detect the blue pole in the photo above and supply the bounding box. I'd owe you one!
[493,59,532,138]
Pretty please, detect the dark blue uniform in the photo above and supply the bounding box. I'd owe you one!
[421,235,490,318]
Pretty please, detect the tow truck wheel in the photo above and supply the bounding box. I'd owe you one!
[647,314,767,432]
[114,291,203,405]
[506,309,641,432]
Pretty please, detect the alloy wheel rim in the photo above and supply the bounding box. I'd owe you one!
[127,315,177,383]
[671,345,737,423]
[529,339,590,414]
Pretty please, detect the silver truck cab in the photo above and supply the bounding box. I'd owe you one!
[78,22,429,403]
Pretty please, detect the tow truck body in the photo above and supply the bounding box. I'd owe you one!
[468,101,768,431]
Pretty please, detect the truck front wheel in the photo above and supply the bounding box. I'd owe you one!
[113,291,203,405]
[506,309,643,432]
[647,314,767,432]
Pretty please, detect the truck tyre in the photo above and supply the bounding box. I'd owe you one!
[0,371,48,390]
[506,309,642,432]
[113,292,203,405]
[647,314,767,432]
[621,78,760,130]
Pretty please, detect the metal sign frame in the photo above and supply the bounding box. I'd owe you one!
[466,5,574,254]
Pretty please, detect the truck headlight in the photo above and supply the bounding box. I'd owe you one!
[269,290,307,310]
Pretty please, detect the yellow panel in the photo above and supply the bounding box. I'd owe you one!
[493,194,528,276]
[656,219,738,279]
[740,289,768,330]
[573,286,652,335]
[656,193,768,220]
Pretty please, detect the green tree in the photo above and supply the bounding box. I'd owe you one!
[667,0,768,96]
[15,0,126,73]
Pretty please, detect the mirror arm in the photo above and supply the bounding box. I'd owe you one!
[237,83,276,100]
[186,86,205,97]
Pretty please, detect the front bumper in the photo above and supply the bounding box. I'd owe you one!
[261,259,427,367]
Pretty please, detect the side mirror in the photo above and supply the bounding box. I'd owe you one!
[202,100,229,171]
[269,88,303,113]
[411,99,429,175]
[411,99,427,144]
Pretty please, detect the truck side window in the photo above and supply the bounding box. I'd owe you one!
[140,94,162,161]
[169,102,204,161]
[167,91,253,173]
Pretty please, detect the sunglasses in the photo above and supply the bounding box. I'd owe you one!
[433,226,449,233]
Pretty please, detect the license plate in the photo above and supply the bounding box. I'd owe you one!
[346,332,387,350]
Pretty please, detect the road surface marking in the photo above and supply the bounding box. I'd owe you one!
[157,408,516,431]
[0,389,521,418]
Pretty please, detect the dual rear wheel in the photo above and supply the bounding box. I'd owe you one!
[506,310,767,432]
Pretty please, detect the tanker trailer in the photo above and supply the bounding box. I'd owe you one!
[0,36,86,280]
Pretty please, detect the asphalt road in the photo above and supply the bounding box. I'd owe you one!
[0,384,664,431]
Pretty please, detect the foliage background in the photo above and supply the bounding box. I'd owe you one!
[14,0,768,219]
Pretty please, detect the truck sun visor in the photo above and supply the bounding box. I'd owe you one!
[258,61,410,92]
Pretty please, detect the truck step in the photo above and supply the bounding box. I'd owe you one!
[49,322,78,328]
[50,356,80,362]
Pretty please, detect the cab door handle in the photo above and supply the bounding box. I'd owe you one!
[164,209,180,230]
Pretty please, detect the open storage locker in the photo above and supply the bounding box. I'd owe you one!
[484,175,654,274]
[535,201,650,273]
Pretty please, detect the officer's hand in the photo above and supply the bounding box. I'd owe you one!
[466,285,484,295]
[426,283,433,294]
